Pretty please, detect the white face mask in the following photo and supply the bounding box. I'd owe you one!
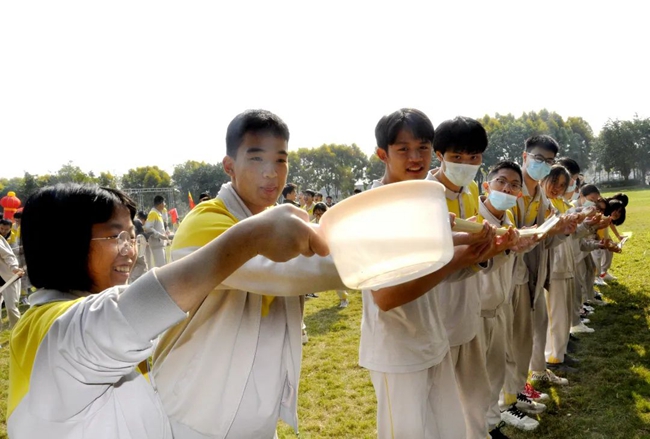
[582,200,595,208]
[571,192,580,201]
[443,162,480,187]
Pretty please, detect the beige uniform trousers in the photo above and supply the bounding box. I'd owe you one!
[572,260,587,327]
[530,290,549,373]
[545,279,574,363]
[478,308,507,431]
[450,336,491,439]
[1,278,21,328]
[504,284,532,395]
[370,351,466,439]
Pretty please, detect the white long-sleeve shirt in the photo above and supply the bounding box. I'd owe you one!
[8,270,187,439]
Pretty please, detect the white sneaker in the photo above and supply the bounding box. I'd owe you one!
[583,304,595,312]
[581,318,591,324]
[516,393,546,414]
[571,322,595,334]
[594,277,608,286]
[339,299,349,308]
[301,331,309,344]
[602,272,617,281]
[500,404,539,431]
[531,369,569,385]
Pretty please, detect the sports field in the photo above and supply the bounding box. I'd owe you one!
[1,189,648,439]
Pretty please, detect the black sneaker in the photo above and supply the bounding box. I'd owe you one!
[547,362,578,374]
[490,422,511,439]
[569,333,580,342]
[563,354,580,366]
[305,293,319,298]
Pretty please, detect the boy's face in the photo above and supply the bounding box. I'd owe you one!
[0,224,10,236]
[376,129,432,183]
[223,133,288,215]
[305,194,313,204]
[522,146,556,176]
[286,190,296,201]
[485,168,522,196]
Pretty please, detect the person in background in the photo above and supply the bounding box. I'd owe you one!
[144,195,169,268]
[282,183,300,207]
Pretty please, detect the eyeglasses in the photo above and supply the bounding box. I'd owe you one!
[489,177,522,192]
[91,230,136,256]
[526,152,556,166]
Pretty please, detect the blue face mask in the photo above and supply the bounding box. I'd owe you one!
[487,190,518,211]
[527,160,551,181]
[566,181,576,193]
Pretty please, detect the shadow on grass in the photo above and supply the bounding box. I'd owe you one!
[303,305,348,338]
[510,281,650,438]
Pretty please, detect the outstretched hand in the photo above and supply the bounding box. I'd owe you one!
[252,204,330,262]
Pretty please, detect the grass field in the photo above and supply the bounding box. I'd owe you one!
[0,189,648,438]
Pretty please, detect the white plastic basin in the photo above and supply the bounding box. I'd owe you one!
[319,180,454,290]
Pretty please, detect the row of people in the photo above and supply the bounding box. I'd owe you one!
[7,108,625,439]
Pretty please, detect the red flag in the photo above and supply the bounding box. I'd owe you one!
[188,192,195,209]
[168,208,179,224]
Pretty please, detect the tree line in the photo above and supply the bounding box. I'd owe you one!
[1,110,647,209]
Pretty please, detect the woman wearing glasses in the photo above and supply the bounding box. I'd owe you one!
[7,183,327,439]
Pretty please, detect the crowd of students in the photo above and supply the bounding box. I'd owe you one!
[5,108,629,439]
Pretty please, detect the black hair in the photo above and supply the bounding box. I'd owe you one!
[487,160,523,183]
[313,202,328,214]
[375,108,434,152]
[525,135,559,155]
[604,199,626,225]
[580,184,600,197]
[13,211,22,220]
[282,183,297,198]
[326,195,332,199]
[0,219,12,227]
[22,184,137,292]
[557,157,580,176]
[225,109,290,158]
[199,192,211,200]
[433,116,488,155]
[153,195,165,206]
[541,165,570,192]
[305,189,316,197]
[136,210,147,221]
[611,192,629,207]
[354,189,362,194]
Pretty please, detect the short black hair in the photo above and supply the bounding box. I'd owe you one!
[225,109,290,158]
[611,192,629,207]
[199,192,211,200]
[354,189,362,194]
[0,219,12,227]
[541,165,570,191]
[326,195,332,200]
[433,116,488,155]
[525,135,559,155]
[136,210,147,221]
[580,184,600,197]
[13,211,22,220]
[313,202,328,214]
[282,183,297,198]
[605,199,626,225]
[305,189,316,197]
[557,157,580,176]
[487,160,523,183]
[375,108,434,152]
[22,184,136,292]
[153,195,165,206]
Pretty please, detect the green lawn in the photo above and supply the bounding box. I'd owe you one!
[0,190,649,439]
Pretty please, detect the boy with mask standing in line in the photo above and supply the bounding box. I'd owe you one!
[476,161,543,437]
[426,116,519,439]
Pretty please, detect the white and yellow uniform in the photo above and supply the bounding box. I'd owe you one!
[7,271,186,439]
[153,183,344,439]
[476,198,516,431]
[144,207,167,267]
[504,181,553,399]
[545,198,577,364]
[360,179,465,439]
[426,172,493,439]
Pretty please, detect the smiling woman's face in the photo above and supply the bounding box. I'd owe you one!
[87,206,136,294]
